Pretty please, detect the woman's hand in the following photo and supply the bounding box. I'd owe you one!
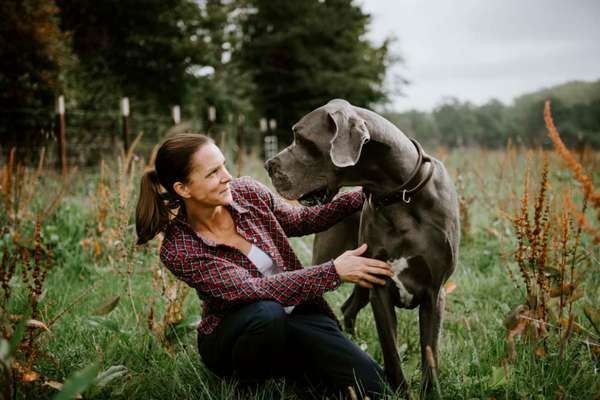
[333,244,395,289]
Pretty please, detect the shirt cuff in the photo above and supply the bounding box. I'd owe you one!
[323,259,343,290]
[333,188,365,211]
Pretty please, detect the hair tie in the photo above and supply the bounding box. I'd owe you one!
[159,192,181,209]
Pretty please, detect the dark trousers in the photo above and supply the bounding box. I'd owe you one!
[197,301,385,399]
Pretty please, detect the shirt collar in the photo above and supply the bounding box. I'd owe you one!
[172,199,249,246]
[228,198,249,215]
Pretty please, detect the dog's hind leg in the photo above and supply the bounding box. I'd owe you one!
[340,286,370,334]
[418,287,445,397]
[370,284,410,398]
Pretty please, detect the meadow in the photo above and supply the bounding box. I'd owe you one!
[1,108,599,399]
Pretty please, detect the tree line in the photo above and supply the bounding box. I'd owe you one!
[2,0,597,157]
[0,0,396,157]
[386,80,600,149]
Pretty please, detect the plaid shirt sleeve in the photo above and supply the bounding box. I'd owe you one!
[164,251,342,305]
[243,177,365,237]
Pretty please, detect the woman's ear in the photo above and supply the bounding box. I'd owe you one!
[172,182,190,199]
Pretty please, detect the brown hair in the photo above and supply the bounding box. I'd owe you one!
[135,133,213,245]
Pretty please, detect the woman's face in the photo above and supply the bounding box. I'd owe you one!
[175,143,233,207]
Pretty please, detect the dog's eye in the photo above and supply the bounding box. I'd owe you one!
[296,135,321,157]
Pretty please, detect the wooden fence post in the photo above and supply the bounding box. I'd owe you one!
[172,105,181,125]
[259,118,268,160]
[56,95,67,177]
[264,118,278,160]
[236,114,245,177]
[207,105,216,136]
[121,97,130,152]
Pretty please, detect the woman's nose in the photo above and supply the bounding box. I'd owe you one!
[221,167,233,182]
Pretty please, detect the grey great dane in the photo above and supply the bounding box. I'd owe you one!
[265,99,460,397]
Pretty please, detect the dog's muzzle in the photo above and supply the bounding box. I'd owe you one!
[265,158,294,192]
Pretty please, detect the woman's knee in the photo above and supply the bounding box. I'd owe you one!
[245,301,286,332]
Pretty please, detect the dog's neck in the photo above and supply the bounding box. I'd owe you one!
[344,108,421,196]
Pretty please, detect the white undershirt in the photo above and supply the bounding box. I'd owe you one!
[247,245,295,314]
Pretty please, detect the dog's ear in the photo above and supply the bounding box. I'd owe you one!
[328,110,370,167]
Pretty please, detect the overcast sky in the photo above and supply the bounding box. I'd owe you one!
[359,0,600,112]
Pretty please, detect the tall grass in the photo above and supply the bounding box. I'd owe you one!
[1,118,599,399]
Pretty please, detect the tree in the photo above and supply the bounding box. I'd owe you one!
[385,110,439,146]
[475,99,514,148]
[236,0,397,143]
[432,98,482,147]
[0,0,70,154]
[186,0,255,129]
[57,0,208,113]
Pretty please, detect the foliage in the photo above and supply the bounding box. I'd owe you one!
[387,79,600,149]
[56,0,207,113]
[184,0,256,132]
[236,0,398,143]
[0,147,76,398]
[0,0,70,156]
[1,104,599,398]
[0,142,597,398]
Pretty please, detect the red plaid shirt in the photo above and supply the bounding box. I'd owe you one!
[160,176,365,335]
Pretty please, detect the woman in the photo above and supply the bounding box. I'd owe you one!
[135,133,394,399]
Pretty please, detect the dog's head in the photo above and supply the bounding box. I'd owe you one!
[265,99,370,205]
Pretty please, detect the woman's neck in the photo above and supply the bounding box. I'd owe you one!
[185,202,233,236]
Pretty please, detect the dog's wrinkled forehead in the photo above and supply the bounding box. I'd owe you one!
[292,99,353,139]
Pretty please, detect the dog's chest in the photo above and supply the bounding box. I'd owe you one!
[360,207,429,308]
[387,257,414,307]
[359,206,420,250]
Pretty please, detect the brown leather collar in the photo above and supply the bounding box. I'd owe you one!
[366,138,434,208]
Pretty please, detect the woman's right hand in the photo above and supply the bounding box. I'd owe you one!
[333,244,395,289]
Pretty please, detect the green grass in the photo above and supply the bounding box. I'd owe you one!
[2,147,599,399]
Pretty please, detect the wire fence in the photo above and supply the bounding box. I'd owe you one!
[0,104,281,168]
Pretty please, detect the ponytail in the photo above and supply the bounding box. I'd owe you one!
[135,169,177,245]
[135,133,213,244]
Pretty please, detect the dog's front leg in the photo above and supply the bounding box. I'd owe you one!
[370,284,410,398]
[341,286,370,334]
[418,287,445,397]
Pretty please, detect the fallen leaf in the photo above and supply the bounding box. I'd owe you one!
[43,380,63,390]
[21,370,41,382]
[506,309,530,361]
[504,304,529,330]
[94,365,128,388]
[13,362,41,383]
[549,283,574,298]
[570,288,585,303]
[534,346,547,358]
[26,319,50,332]
[484,227,502,239]
[583,306,600,335]
[92,296,120,316]
[165,284,178,302]
[444,281,457,294]
[94,240,102,258]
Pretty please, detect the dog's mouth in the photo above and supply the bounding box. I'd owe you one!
[298,186,337,206]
